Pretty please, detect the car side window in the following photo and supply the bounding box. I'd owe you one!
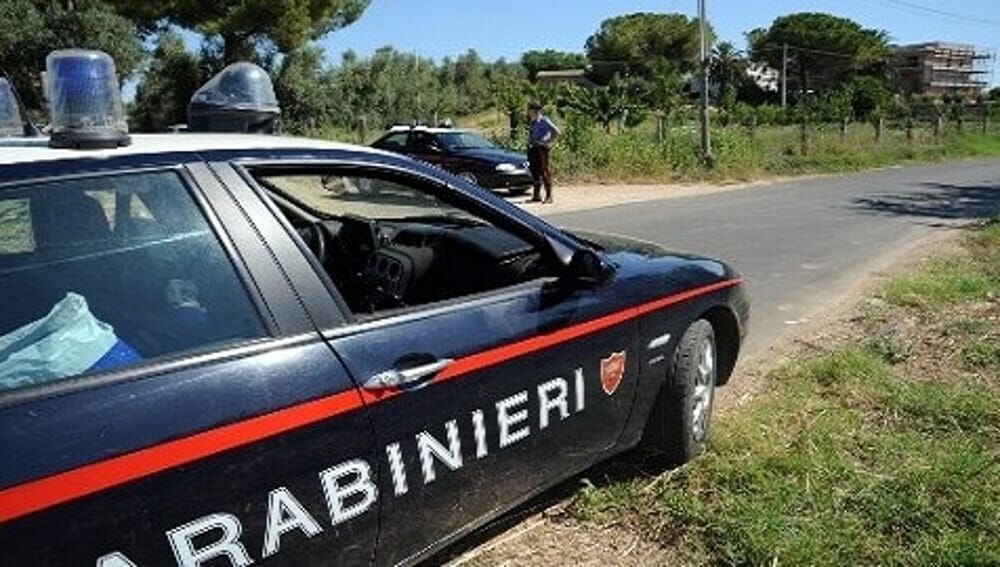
[0,170,268,393]
[255,171,558,316]
[375,132,408,152]
[410,132,440,153]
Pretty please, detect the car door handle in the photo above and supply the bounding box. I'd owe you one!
[363,358,454,390]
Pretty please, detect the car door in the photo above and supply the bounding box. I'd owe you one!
[407,131,451,169]
[232,162,641,566]
[0,164,377,566]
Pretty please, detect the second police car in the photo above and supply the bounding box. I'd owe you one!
[0,50,749,566]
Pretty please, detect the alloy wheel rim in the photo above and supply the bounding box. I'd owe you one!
[691,339,715,442]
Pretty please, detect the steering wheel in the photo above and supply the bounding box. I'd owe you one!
[308,222,328,265]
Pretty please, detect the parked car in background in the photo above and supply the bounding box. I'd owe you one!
[372,126,533,195]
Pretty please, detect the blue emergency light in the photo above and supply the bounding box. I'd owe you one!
[46,49,130,149]
[0,78,22,137]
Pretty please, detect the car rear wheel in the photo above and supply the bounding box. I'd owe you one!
[457,172,478,185]
[640,319,717,464]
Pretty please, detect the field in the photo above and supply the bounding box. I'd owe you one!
[569,220,1000,565]
[449,110,1000,184]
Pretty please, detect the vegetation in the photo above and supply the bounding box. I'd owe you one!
[748,13,889,94]
[583,12,711,83]
[538,116,1000,183]
[2,4,999,181]
[573,220,1000,565]
[0,0,143,112]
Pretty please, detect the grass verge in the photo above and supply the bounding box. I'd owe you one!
[572,220,1000,565]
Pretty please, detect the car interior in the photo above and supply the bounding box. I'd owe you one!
[253,171,557,314]
[0,173,265,379]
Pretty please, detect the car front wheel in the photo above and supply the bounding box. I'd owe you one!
[457,172,478,185]
[641,319,717,464]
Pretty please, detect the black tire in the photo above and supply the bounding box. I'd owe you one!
[457,172,478,185]
[640,319,717,464]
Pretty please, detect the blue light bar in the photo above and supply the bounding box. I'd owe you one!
[46,49,130,149]
[0,78,22,138]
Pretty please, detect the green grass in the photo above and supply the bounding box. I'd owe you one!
[550,123,1000,184]
[571,221,1000,565]
[884,220,1000,309]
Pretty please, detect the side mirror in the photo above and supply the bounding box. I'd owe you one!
[564,248,614,288]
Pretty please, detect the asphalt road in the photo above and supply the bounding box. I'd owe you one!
[545,160,1000,358]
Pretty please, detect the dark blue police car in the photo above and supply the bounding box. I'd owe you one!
[372,126,534,195]
[0,50,749,566]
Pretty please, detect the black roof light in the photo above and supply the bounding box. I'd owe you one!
[46,49,130,149]
[187,62,280,134]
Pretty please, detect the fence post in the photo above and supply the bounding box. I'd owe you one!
[656,111,665,142]
[357,115,367,144]
[982,107,989,133]
[840,116,848,143]
[906,117,915,144]
[934,115,943,142]
[748,114,757,141]
[800,111,809,156]
[874,116,884,143]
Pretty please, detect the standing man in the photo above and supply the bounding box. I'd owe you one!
[527,101,559,204]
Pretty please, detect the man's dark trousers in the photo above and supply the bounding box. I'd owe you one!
[528,145,552,202]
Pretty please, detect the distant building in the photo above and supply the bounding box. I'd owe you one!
[534,69,596,88]
[891,42,990,99]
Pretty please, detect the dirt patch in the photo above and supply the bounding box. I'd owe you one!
[447,503,676,567]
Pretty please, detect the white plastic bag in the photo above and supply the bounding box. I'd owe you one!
[0,292,136,389]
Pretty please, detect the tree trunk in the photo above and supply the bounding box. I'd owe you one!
[357,115,367,144]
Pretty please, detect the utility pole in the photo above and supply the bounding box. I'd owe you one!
[781,43,788,107]
[698,0,713,166]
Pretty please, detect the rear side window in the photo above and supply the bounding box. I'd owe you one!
[0,170,268,393]
[374,132,408,151]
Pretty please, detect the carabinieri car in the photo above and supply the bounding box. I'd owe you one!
[371,126,534,195]
[0,132,749,566]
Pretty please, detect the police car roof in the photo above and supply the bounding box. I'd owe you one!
[0,133,383,166]
[386,125,468,134]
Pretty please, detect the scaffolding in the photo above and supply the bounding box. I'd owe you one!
[891,42,991,99]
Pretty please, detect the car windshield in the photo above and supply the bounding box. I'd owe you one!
[437,131,495,150]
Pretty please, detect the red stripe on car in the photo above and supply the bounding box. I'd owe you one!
[0,277,740,523]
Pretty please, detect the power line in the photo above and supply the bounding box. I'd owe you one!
[871,0,1000,26]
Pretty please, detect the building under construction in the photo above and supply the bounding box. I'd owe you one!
[891,42,991,99]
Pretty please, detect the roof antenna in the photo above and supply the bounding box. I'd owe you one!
[0,67,41,137]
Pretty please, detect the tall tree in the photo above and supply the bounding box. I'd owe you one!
[748,13,888,95]
[584,12,712,84]
[0,0,143,113]
[711,42,748,110]
[111,0,370,62]
[130,31,202,132]
[562,77,646,133]
[520,49,587,80]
